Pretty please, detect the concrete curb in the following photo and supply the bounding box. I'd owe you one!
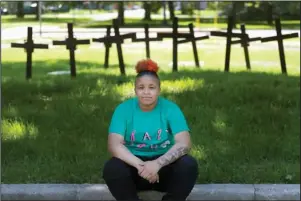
[1,184,300,200]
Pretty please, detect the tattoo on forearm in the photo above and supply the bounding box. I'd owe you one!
[157,145,189,167]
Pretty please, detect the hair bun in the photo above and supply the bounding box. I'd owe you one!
[135,59,159,74]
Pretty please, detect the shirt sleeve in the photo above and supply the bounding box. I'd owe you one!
[167,104,190,135]
[108,104,126,137]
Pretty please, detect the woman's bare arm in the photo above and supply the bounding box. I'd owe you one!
[154,131,191,168]
[108,133,144,169]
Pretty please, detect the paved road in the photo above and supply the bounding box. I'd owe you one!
[34,9,169,21]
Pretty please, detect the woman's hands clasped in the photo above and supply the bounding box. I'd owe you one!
[136,160,161,183]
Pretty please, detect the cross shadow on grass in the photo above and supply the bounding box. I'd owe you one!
[1,60,130,82]
[2,60,300,184]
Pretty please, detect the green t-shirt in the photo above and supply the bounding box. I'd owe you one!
[108,96,190,157]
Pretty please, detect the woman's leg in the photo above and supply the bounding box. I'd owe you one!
[154,154,198,201]
[102,157,143,201]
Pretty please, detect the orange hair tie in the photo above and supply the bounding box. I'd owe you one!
[135,59,159,74]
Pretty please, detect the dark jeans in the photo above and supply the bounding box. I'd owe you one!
[102,154,198,201]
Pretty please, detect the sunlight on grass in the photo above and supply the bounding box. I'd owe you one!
[93,79,113,95]
[37,94,53,102]
[190,145,207,160]
[112,78,205,99]
[2,119,38,141]
[212,114,227,133]
[161,78,205,94]
[113,82,135,100]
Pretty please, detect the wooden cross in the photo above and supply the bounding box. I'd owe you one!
[157,17,192,72]
[131,24,163,58]
[210,16,247,72]
[261,18,299,74]
[231,24,261,70]
[52,23,90,78]
[93,19,135,75]
[177,23,210,68]
[11,27,48,79]
[92,25,114,68]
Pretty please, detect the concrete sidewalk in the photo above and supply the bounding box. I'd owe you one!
[1,184,300,200]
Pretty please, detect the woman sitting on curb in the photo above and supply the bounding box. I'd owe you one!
[102,59,198,201]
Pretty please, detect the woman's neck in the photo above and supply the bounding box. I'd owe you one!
[139,100,158,112]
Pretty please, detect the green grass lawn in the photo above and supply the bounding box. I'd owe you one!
[1,41,300,184]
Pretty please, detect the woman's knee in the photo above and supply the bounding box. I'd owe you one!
[102,157,132,181]
[173,155,198,173]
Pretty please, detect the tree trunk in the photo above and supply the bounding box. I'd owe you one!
[181,2,186,14]
[266,3,273,25]
[231,2,237,28]
[143,2,151,20]
[168,1,174,20]
[35,1,40,20]
[118,2,124,25]
[97,2,102,9]
[162,1,167,25]
[16,2,24,18]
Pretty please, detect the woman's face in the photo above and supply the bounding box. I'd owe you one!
[135,75,160,108]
